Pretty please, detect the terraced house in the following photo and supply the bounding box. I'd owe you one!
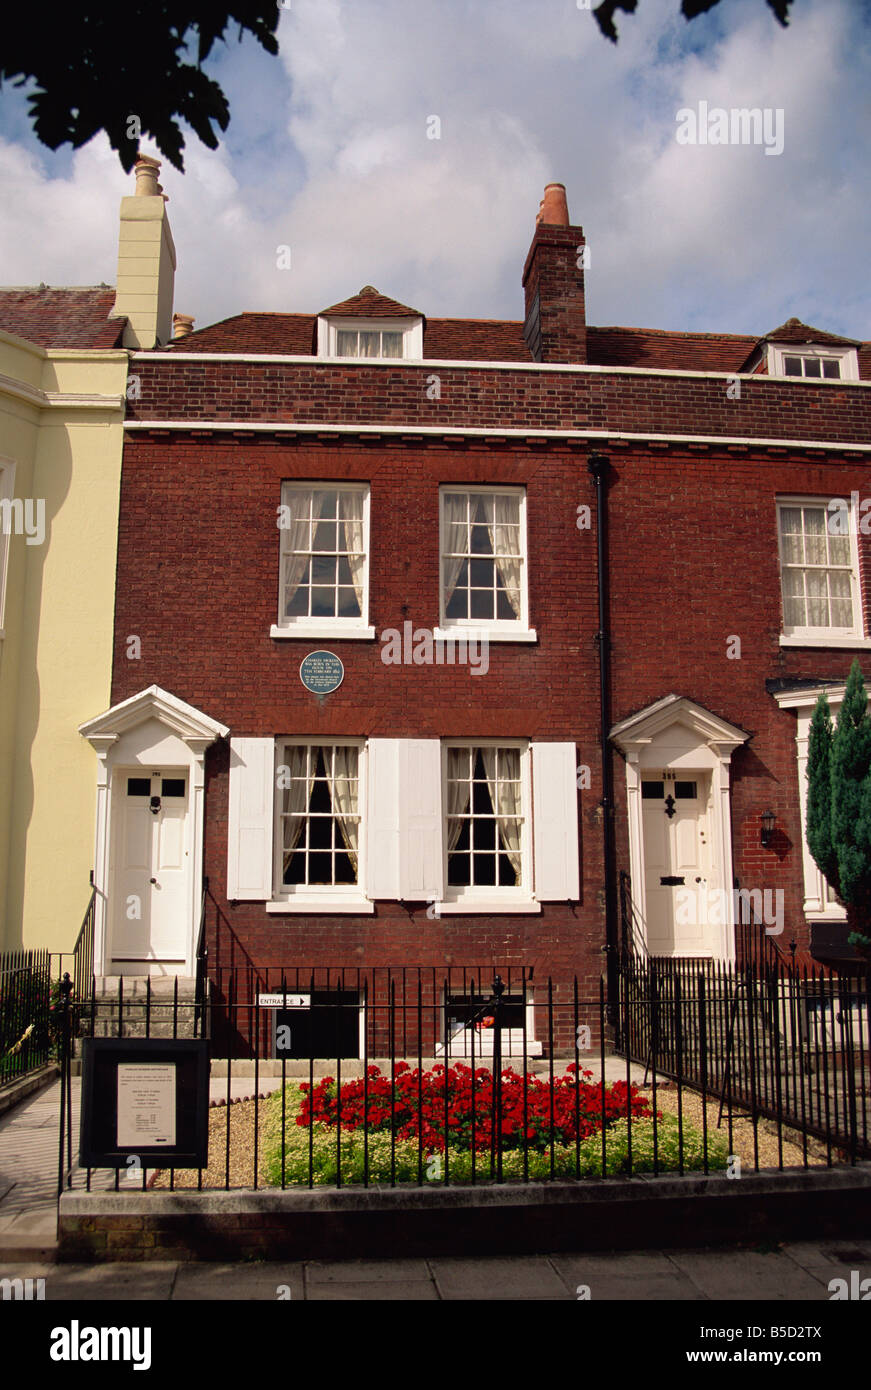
[68,173,870,1056]
[0,154,179,962]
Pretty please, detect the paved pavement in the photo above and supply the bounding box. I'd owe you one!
[1,1241,869,1299]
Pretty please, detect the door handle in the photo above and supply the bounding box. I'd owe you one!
[150,877,157,885]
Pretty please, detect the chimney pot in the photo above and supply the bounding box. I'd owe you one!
[536,182,570,227]
[172,314,195,340]
[133,156,162,197]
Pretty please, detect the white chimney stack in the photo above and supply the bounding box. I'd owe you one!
[111,156,176,349]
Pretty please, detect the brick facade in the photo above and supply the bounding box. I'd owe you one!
[106,197,871,1056]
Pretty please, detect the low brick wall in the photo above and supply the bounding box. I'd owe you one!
[59,1166,871,1262]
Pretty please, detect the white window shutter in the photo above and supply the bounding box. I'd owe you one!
[398,740,444,902]
[532,742,579,901]
[366,738,444,901]
[227,738,274,900]
[366,739,401,899]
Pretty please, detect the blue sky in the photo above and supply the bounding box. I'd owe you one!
[1,0,869,340]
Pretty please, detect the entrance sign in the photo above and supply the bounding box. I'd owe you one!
[258,993,310,1008]
[299,651,344,695]
[117,1063,176,1147]
[80,1038,209,1169]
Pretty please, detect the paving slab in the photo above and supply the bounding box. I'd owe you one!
[172,1262,305,1300]
[306,1278,439,1300]
[668,1248,832,1301]
[550,1252,704,1300]
[430,1255,570,1300]
[305,1258,432,1284]
[42,1262,179,1300]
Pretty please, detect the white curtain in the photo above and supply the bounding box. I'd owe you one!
[442,494,468,611]
[446,747,472,852]
[484,495,522,618]
[330,746,360,873]
[282,489,313,614]
[481,748,522,879]
[282,745,315,873]
[341,491,366,616]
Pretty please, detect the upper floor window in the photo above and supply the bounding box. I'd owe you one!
[276,483,370,634]
[768,345,859,381]
[777,497,863,642]
[317,317,423,360]
[439,487,529,633]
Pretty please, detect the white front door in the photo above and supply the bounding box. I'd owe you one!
[642,774,714,956]
[109,770,191,969]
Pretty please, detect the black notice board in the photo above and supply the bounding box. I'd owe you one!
[79,1037,210,1169]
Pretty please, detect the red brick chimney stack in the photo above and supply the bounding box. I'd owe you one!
[522,182,587,363]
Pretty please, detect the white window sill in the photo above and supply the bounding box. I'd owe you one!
[804,905,848,921]
[434,899,542,915]
[433,626,537,644]
[266,898,375,915]
[270,624,375,641]
[780,635,871,649]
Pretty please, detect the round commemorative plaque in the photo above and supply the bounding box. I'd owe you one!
[299,650,344,695]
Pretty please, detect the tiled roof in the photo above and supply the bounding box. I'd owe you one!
[166,313,316,354]
[0,288,126,349]
[319,286,423,318]
[761,317,862,347]
[164,309,869,378]
[586,326,757,373]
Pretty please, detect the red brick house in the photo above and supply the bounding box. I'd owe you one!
[78,179,871,1055]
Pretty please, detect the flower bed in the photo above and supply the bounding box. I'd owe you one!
[261,1062,729,1185]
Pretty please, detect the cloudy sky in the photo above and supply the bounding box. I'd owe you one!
[1,0,869,340]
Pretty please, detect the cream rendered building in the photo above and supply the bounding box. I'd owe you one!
[0,156,180,955]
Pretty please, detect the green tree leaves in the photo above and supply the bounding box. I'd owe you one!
[807,659,871,928]
[0,3,282,172]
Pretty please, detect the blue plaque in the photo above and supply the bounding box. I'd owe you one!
[299,650,344,695]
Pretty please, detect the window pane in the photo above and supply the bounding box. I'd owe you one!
[804,358,822,378]
[828,533,850,566]
[782,569,805,627]
[641,782,664,799]
[161,779,185,798]
[381,332,403,357]
[359,332,380,358]
[337,587,360,617]
[822,359,840,379]
[336,331,358,356]
[312,520,337,552]
[806,570,828,626]
[783,356,802,376]
[315,490,338,519]
[127,777,151,797]
[470,558,494,588]
[310,587,335,616]
[470,588,494,619]
[829,570,853,628]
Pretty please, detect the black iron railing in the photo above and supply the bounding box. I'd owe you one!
[55,956,871,1198]
[70,882,96,1036]
[0,948,53,1087]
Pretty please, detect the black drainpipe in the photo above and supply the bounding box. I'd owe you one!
[588,453,618,1027]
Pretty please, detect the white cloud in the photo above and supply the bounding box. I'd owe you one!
[0,0,867,338]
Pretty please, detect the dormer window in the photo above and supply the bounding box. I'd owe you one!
[319,317,422,360]
[317,287,424,360]
[782,353,841,379]
[766,339,858,381]
[333,324,406,358]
